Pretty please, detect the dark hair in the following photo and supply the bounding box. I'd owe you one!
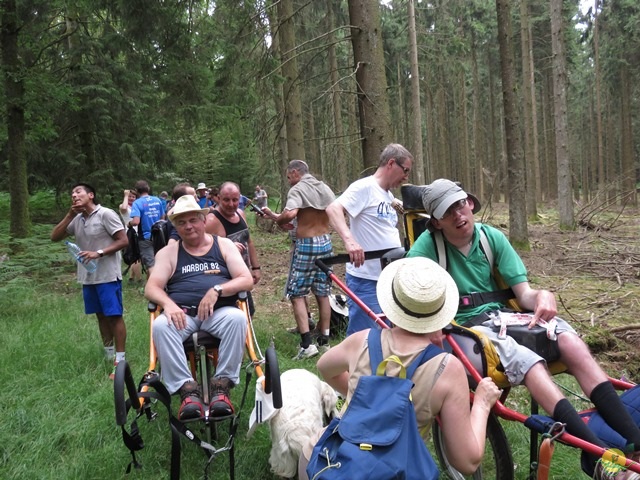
[72,183,99,204]
[172,182,192,201]
[134,180,150,195]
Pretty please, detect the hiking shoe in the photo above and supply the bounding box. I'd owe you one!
[287,318,316,334]
[109,361,118,380]
[314,333,331,353]
[178,381,205,421]
[209,378,234,418]
[293,344,319,360]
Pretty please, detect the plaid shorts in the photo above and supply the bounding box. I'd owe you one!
[287,234,333,298]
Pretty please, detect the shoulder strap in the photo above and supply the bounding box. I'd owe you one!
[432,230,447,269]
[367,329,444,381]
[478,226,494,268]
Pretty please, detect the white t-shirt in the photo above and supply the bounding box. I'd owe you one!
[337,176,401,280]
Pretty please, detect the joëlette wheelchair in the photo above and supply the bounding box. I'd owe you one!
[113,291,282,480]
[314,183,640,480]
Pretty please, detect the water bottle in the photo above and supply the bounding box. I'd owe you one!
[65,241,98,273]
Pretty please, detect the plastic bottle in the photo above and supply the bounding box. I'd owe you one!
[65,241,98,273]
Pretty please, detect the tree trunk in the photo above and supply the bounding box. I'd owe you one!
[496,0,528,247]
[619,63,636,206]
[2,0,31,239]
[276,0,305,161]
[348,0,393,170]
[327,2,347,191]
[594,0,605,194]
[521,0,538,219]
[407,0,424,184]
[550,0,574,229]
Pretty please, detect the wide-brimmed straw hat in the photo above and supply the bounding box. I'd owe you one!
[168,195,210,221]
[377,257,459,334]
[421,179,481,220]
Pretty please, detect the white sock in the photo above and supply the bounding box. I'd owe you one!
[115,352,126,363]
[322,329,330,337]
[104,346,115,359]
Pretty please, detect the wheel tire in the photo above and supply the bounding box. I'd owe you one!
[264,346,282,409]
[432,411,513,479]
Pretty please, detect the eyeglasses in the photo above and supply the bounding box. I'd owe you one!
[394,159,410,175]
[441,199,468,219]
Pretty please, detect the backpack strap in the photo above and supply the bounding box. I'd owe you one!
[367,329,444,380]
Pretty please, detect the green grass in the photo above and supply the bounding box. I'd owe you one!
[0,191,627,479]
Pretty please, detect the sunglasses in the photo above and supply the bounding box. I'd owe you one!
[441,199,468,219]
[394,159,410,175]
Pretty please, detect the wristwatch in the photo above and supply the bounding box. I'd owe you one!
[97,249,104,257]
[213,284,223,296]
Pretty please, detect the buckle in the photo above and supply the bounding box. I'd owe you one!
[180,305,198,316]
[459,295,473,308]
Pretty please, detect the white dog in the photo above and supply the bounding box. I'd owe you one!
[268,368,339,478]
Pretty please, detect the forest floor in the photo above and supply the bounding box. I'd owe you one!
[251,200,640,379]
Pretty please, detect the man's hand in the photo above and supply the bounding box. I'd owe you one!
[252,269,261,285]
[234,241,247,253]
[197,288,219,321]
[164,303,188,330]
[530,289,557,326]
[345,239,365,267]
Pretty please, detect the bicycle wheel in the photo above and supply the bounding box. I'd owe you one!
[264,345,282,409]
[432,411,513,480]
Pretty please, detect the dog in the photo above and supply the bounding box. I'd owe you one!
[268,368,339,478]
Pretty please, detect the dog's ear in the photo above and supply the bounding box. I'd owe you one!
[320,381,339,419]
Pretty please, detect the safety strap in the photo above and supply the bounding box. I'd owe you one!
[537,438,555,480]
[119,368,252,480]
[432,228,515,309]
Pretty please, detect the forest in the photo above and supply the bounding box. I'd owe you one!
[2,0,639,242]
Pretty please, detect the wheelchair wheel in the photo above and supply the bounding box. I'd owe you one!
[432,411,513,480]
[264,345,282,409]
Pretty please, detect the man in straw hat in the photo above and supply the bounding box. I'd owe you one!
[145,195,253,421]
[408,179,640,475]
[298,257,501,477]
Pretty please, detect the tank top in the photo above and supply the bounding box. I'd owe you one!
[166,235,237,308]
[348,329,450,441]
[211,209,251,266]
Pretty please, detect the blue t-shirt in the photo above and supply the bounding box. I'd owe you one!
[238,195,250,210]
[197,196,213,208]
[131,195,163,239]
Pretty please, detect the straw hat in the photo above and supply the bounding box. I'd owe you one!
[168,195,210,221]
[377,257,459,334]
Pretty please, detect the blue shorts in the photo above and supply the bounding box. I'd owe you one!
[287,234,333,298]
[83,281,123,316]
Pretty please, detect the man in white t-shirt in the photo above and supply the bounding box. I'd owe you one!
[326,143,412,334]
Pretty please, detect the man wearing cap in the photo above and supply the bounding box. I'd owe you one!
[326,143,412,335]
[407,178,640,464]
[196,182,213,209]
[299,257,501,477]
[262,160,335,360]
[145,195,253,421]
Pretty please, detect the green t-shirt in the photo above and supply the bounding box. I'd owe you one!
[406,223,528,325]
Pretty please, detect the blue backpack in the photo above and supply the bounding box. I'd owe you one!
[306,329,442,480]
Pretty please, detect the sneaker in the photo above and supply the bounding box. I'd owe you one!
[594,453,640,480]
[287,318,316,334]
[178,381,205,421]
[293,343,319,360]
[109,361,118,380]
[209,378,234,418]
